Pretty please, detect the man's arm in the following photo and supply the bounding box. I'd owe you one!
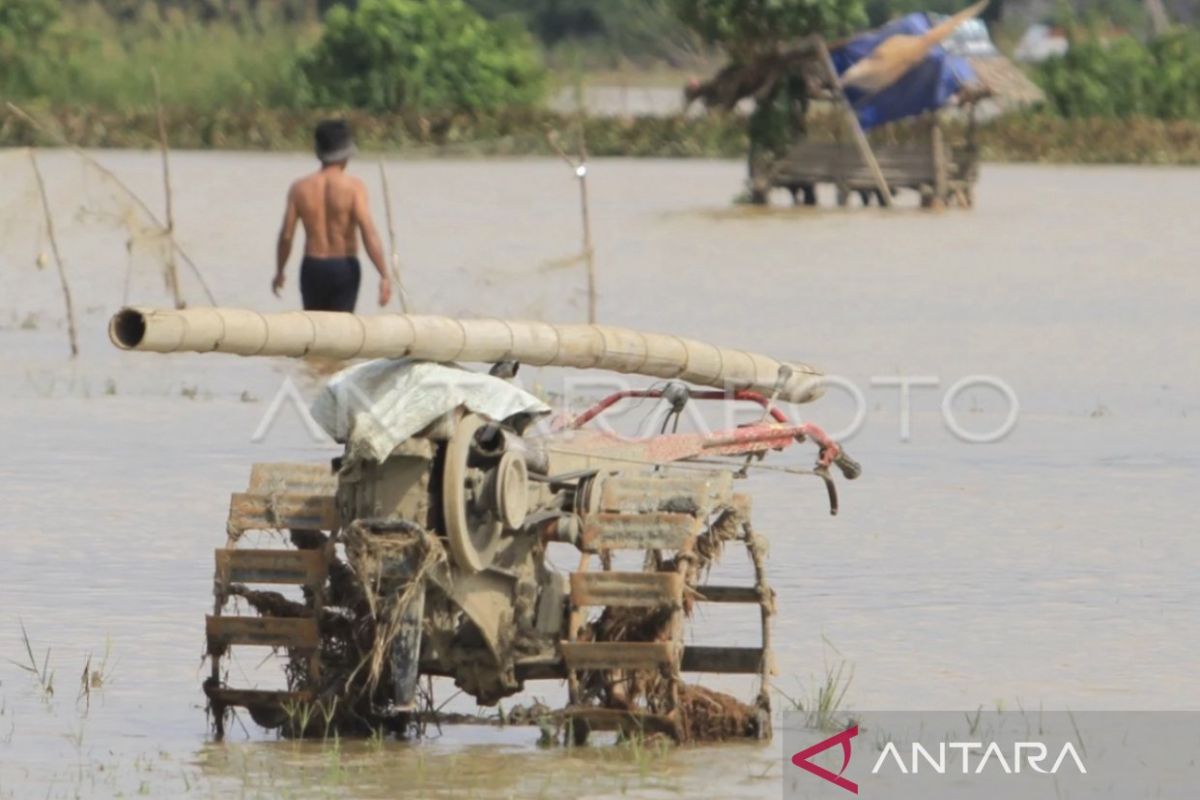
[354,179,393,307]
[273,186,300,297]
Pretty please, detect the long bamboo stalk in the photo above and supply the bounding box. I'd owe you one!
[376,160,410,313]
[29,150,79,358]
[6,101,217,305]
[108,307,826,405]
[816,38,893,209]
[152,69,185,309]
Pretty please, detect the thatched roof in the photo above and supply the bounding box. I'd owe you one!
[963,54,1045,108]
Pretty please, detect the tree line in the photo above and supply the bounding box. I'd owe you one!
[1,0,1197,119]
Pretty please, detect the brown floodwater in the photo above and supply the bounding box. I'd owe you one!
[1,151,1197,798]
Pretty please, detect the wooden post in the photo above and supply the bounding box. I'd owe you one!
[571,61,597,324]
[815,37,894,209]
[963,102,979,208]
[546,127,598,324]
[931,114,948,210]
[577,138,597,326]
[28,149,79,358]
[152,69,185,309]
[377,160,410,313]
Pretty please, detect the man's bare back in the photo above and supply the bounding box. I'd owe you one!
[273,121,392,310]
[290,169,363,259]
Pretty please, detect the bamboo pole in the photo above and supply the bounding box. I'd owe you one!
[109,306,828,405]
[5,102,217,305]
[376,159,410,313]
[815,37,894,209]
[152,68,185,309]
[28,149,79,358]
[931,114,948,210]
[546,127,597,324]
[576,119,597,326]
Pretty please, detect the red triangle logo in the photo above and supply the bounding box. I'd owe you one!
[791,724,859,794]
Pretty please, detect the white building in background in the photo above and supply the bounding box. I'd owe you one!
[1013,23,1070,63]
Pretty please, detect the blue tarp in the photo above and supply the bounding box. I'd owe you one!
[830,13,978,130]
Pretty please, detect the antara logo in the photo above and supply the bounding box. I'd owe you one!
[791,725,860,794]
[790,725,1088,795]
[871,740,1088,775]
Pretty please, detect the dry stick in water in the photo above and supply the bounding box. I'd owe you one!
[376,160,410,312]
[28,149,79,357]
[546,127,597,323]
[152,68,185,309]
[5,102,217,305]
[816,38,894,209]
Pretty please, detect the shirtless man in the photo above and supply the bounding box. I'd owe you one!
[272,120,392,311]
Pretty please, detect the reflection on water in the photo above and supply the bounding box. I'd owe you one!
[0,153,1197,798]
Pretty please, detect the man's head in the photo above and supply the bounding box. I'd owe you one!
[314,119,356,166]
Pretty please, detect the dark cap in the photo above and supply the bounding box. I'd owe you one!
[314,119,356,163]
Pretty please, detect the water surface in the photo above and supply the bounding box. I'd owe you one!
[1,153,1196,798]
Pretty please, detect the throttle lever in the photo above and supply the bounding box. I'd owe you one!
[833,449,862,481]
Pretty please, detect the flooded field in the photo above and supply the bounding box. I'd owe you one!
[1,152,1197,798]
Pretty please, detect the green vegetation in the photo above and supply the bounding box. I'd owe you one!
[468,0,702,68]
[669,1,868,200]
[2,0,1200,162]
[7,102,1200,165]
[672,0,865,57]
[1035,29,1200,119]
[1,2,313,111]
[0,0,61,95]
[0,0,542,114]
[303,0,543,113]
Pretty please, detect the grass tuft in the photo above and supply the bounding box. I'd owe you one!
[7,619,55,700]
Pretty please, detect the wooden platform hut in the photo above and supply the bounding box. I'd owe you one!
[686,15,1043,209]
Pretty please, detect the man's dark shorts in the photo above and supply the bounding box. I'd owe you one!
[300,256,361,312]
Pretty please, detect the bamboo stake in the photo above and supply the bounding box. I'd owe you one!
[28,149,79,358]
[376,159,410,313]
[546,126,597,324]
[815,37,894,209]
[576,119,597,326]
[152,68,185,309]
[6,102,217,305]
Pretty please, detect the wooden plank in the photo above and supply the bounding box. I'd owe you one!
[562,706,679,738]
[247,462,336,494]
[581,512,700,552]
[774,141,937,191]
[206,615,319,654]
[692,585,763,604]
[514,654,565,681]
[560,641,675,670]
[778,142,935,163]
[681,646,763,674]
[570,572,683,608]
[215,548,327,588]
[227,492,339,535]
[599,475,714,515]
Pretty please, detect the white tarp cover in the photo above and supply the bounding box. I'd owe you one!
[311,359,550,462]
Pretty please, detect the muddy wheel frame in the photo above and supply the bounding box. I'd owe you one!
[442,413,504,573]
